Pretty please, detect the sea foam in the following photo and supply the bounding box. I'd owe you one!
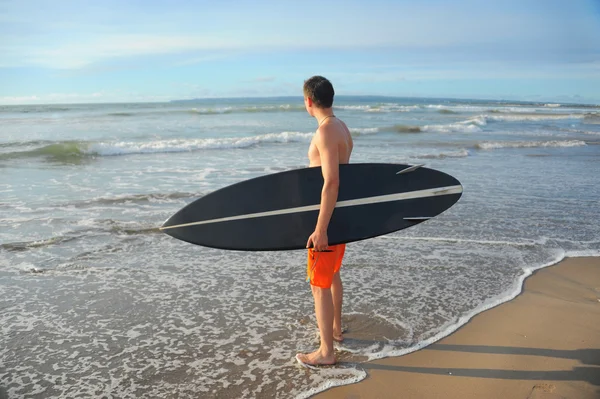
[90,132,313,156]
[476,140,586,150]
[423,116,486,133]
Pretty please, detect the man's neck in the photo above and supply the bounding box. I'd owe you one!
[313,108,334,125]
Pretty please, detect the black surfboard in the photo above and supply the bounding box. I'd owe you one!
[160,163,462,251]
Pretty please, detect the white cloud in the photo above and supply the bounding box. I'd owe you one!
[0,95,42,103]
[2,34,242,69]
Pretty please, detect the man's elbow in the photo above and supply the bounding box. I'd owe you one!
[323,178,340,190]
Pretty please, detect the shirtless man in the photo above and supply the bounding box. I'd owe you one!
[296,76,353,366]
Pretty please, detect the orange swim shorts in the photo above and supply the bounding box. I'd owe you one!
[306,244,346,288]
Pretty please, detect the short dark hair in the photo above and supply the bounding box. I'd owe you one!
[303,76,334,108]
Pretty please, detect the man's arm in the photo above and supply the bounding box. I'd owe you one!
[306,126,339,251]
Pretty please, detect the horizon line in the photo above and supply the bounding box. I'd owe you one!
[1,94,598,107]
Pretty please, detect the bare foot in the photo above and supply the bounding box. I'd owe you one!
[333,326,347,343]
[296,350,336,367]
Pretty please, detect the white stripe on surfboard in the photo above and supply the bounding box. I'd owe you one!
[160,184,462,231]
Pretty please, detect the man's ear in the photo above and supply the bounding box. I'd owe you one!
[305,97,313,107]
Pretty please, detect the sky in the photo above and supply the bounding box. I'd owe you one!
[1,0,600,104]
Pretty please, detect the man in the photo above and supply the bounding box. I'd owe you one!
[296,76,353,367]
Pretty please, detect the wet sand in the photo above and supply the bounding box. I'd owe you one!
[316,257,600,399]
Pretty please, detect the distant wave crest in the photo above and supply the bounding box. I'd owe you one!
[485,113,584,122]
[414,149,470,159]
[476,140,587,150]
[349,127,379,136]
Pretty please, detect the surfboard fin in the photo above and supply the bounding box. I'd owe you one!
[396,164,424,175]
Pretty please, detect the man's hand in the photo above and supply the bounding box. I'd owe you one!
[306,229,328,251]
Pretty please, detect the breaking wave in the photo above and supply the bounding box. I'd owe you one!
[186,104,306,115]
[335,104,420,113]
[414,149,470,159]
[95,104,307,117]
[0,142,89,162]
[0,132,314,161]
[349,127,379,136]
[423,116,487,133]
[91,132,313,156]
[476,140,587,150]
[485,113,585,122]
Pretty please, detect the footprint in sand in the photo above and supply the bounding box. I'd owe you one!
[526,383,564,399]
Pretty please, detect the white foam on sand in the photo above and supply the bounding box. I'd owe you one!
[368,250,568,361]
[294,367,368,399]
[565,249,600,258]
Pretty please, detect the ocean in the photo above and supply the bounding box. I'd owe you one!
[1,96,599,398]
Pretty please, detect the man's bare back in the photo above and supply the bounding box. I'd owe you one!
[308,117,353,167]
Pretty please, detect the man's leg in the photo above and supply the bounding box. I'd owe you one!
[297,285,336,365]
[331,271,343,342]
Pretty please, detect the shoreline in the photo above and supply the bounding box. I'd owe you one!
[314,256,600,398]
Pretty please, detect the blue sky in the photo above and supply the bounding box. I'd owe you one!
[1,0,599,104]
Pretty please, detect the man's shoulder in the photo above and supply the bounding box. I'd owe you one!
[316,119,346,137]
[315,125,338,147]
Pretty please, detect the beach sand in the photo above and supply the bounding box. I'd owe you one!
[316,257,600,399]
